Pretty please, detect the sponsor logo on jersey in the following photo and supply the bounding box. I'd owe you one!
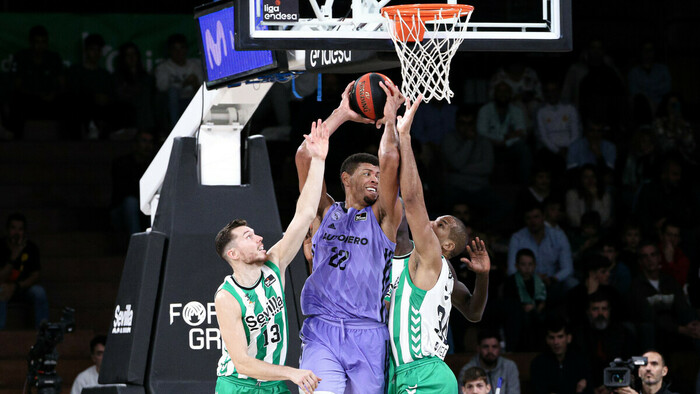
[321,232,369,245]
[244,296,284,331]
[112,304,133,334]
[328,223,336,229]
[264,274,276,287]
[354,212,367,221]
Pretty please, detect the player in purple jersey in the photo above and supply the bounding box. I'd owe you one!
[294,81,405,393]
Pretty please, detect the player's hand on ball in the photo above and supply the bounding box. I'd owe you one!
[291,368,321,393]
[339,81,374,125]
[460,237,490,275]
[376,80,405,129]
[397,95,422,136]
[304,119,330,161]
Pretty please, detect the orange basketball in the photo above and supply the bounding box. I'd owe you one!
[349,73,394,120]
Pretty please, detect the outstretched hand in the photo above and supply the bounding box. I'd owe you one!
[375,80,405,129]
[338,81,375,125]
[303,119,330,161]
[289,368,321,394]
[397,95,422,136]
[460,237,490,275]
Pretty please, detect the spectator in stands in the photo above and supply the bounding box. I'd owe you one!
[567,118,617,171]
[113,42,156,137]
[657,220,690,287]
[67,33,115,139]
[536,80,580,177]
[653,93,696,164]
[70,335,107,394]
[516,167,556,219]
[630,241,700,353]
[569,211,603,263]
[543,197,566,232]
[565,164,613,229]
[571,292,636,393]
[561,38,622,109]
[460,367,492,394]
[530,317,591,394]
[489,56,543,128]
[634,157,698,238]
[442,108,511,227]
[577,41,626,130]
[0,213,48,330]
[599,236,632,294]
[620,127,659,217]
[458,329,521,394]
[627,42,671,114]
[477,81,532,184]
[155,33,203,130]
[503,248,547,352]
[451,202,472,227]
[566,253,623,326]
[508,205,575,296]
[9,25,65,137]
[614,351,679,394]
[619,222,642,277]
[111,131,156,236]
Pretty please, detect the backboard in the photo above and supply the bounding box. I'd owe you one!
[235,0,572,52]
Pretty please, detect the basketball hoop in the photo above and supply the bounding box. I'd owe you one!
[382,3,474,103]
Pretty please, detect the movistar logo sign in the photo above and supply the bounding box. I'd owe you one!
[204,20,235,70]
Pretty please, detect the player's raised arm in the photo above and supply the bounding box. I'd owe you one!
[295,82,372,214]
[269,120,329,274]
[215,291,321,393]
[397,96,442,288]
[449,238,490,322]
[375,81,405,240]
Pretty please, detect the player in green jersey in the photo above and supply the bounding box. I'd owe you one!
[386,96,491,393]
[213,120,328,394]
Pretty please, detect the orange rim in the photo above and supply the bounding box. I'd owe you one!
[382,3,474,22]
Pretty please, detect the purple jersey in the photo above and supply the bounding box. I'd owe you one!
[301,203,395,323]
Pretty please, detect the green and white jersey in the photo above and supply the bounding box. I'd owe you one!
[216,261,288,382]
[388,254,453,366]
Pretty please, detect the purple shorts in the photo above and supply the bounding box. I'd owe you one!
[299,316,389,394]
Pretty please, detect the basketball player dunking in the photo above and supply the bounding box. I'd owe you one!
[213,121,328,394]
[386,96,491,393]
[294,81,404,394]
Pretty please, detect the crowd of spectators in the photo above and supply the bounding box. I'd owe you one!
[0,26,202,141]
[1,18,698,393]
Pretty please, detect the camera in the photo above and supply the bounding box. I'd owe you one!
[604,356,648,388]
[26,307,75,394]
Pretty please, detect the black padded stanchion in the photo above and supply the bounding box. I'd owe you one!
[94,136,306,393]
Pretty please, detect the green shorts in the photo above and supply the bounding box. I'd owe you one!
[215,376,290,394]
[387,357,458,394]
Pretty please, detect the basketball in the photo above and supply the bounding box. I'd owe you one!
[349,72,394,120]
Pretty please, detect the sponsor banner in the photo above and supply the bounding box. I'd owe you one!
[262,0,299,22]
[169,301,222,350]
[112,304,134,334]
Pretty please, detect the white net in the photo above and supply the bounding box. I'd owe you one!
[382,6,473,103]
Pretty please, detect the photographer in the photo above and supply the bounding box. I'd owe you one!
[613,351,678,394]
